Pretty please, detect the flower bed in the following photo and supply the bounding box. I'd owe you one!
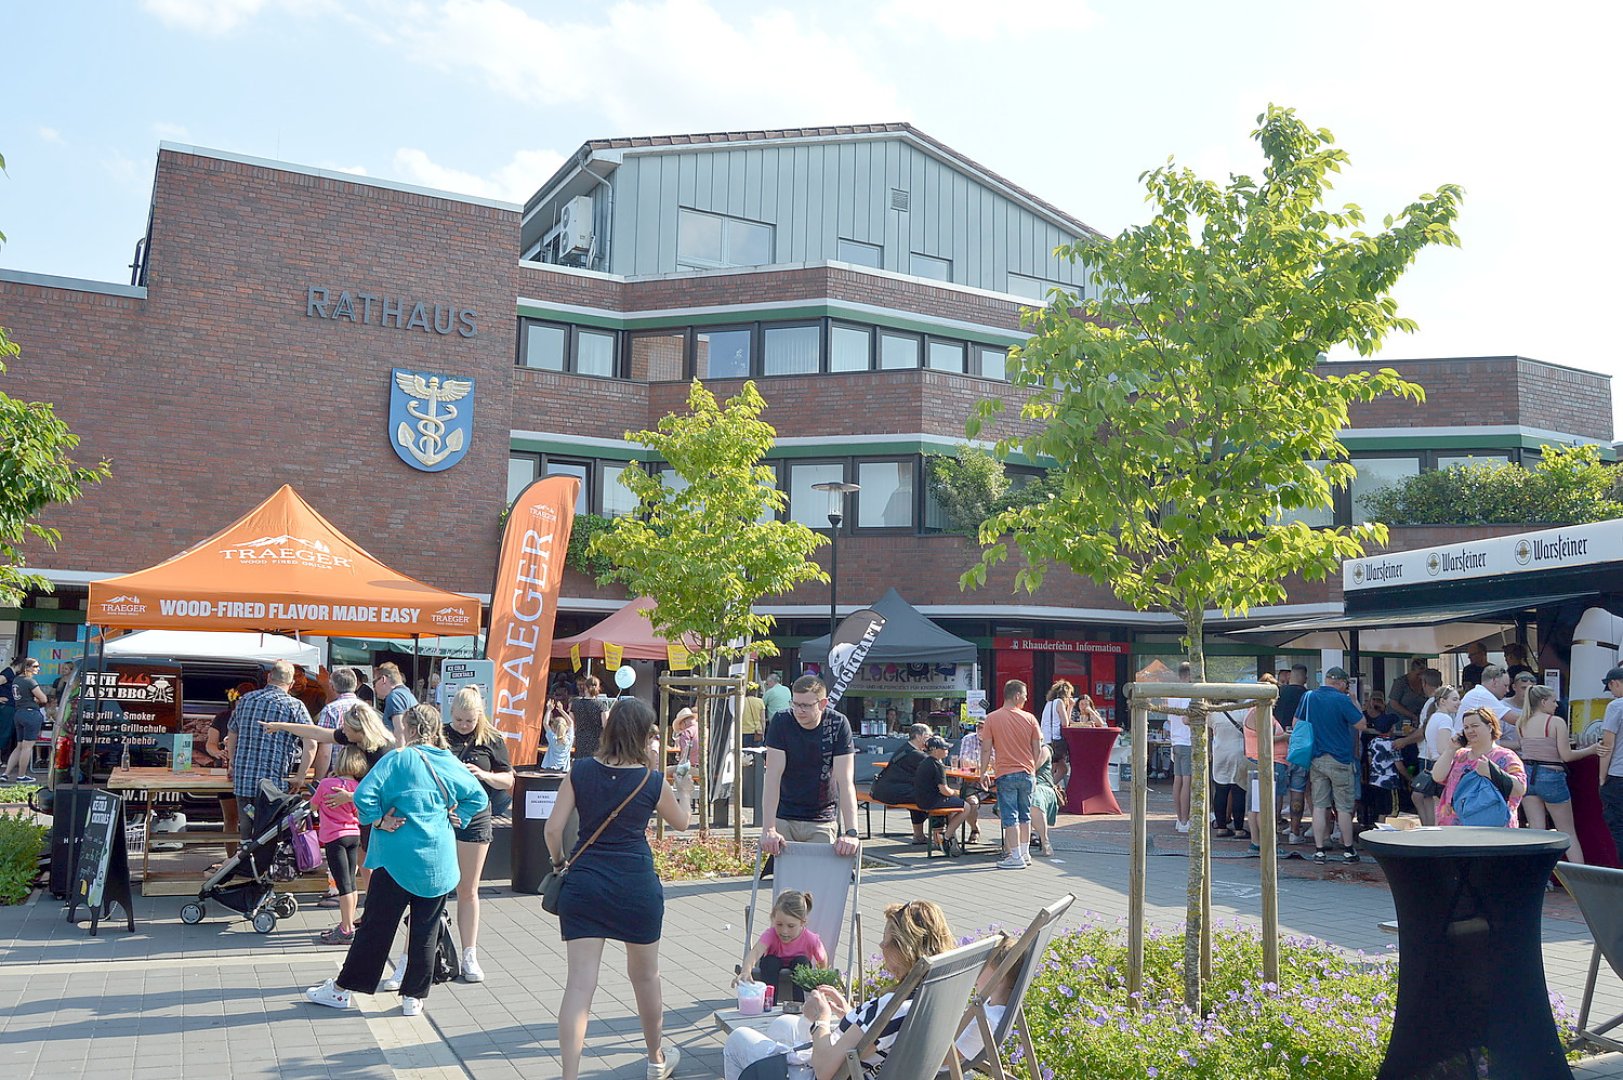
[649,834,756,882]
[1015,922,1580,1079]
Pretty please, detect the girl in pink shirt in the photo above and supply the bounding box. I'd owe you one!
[739,890,828,1002]
[312,747,366,944]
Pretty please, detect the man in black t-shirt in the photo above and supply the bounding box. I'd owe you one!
[760,674,859,857]
[870,723,932,843]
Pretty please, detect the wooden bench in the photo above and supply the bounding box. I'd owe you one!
[856,791,965,857]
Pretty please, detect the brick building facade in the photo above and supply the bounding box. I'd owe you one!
[0,129,1613,713]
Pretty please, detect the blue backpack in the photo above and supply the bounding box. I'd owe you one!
[1451,767,1511,827]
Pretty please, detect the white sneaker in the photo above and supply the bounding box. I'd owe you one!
[647,1043,681,1079]
[401,995,423,1017]
[996,853,1027,870]
[461,946,484,983]
[378,954,407,993]
[1174,820,1191,833]
[304,978,354,1010]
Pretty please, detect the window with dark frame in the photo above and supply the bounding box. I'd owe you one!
[926,339,966,373]
[517,318,622,378]
[829,323,873,372]
[879,331,921,370]
[694,326,753,379]
[855,459,916,529]
[762,324,822,376]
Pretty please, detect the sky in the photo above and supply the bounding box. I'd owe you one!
[2,1,1619,432]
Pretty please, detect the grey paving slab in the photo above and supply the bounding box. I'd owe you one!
[6,792,1623,1077]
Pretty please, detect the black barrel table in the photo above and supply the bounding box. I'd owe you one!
[1362,826,1572,1080]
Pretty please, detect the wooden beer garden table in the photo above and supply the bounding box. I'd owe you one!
[106,766,325,896]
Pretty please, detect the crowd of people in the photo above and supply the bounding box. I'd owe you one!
[1152,647,1623,868]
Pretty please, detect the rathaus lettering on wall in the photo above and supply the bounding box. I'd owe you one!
[306,287,477,338]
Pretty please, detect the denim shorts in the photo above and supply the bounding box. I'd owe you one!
[1172,744,1192,777]
[1286,763,1310,793]
[996,772,1034,827]
[1525,761,1572,804]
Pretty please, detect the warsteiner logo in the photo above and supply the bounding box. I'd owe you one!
[431,605,473,627]
[99,594,148,615]
[221,533,352,569]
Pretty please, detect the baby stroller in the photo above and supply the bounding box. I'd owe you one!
[179,779,312,934]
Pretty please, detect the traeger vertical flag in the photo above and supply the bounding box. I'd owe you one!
[825,608,887,709]
[487,476,578,765]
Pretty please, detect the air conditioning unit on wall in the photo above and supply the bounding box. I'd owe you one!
[557,195,594,258]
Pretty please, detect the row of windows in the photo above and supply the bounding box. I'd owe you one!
[513,448,1526,533]
[674,207,1079,297]
[1277,451,1519,527]
[517,316,1012,381]
[508,451,1029,532]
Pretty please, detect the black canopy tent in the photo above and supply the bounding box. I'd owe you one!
[800,587,979,666]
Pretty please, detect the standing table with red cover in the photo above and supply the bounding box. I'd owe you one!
[1062,726,1122,815]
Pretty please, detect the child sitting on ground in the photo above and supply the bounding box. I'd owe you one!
[312,747,366,945]
[737,890,828,1001]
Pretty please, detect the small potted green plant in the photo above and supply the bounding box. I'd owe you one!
[791,964,845,994]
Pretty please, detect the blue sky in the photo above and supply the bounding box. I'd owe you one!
[3,1,1619,430]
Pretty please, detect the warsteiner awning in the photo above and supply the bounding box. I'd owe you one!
[1229,591,1598,653]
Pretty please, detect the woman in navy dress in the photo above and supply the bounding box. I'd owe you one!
[546,697,690,1080]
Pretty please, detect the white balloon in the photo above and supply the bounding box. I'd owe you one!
[614,664,636,689]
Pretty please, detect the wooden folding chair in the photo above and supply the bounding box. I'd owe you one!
[955,894,1075,1080]
[1554,862,1623,1053]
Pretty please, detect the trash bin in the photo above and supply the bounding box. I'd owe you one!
[511,770,573,895]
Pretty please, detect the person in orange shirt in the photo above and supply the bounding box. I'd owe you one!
[979,680,1044,870]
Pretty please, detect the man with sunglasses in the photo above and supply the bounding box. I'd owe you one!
[760,674,860,857]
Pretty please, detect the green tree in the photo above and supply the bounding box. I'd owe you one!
[0,151,111,604]
[1361,444,1623,525]
[962,106,1462,1009]
[592,379,827,670]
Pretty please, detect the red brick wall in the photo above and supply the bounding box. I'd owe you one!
[4,149,519,594]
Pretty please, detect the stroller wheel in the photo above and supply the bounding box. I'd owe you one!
[180,902,205,925]
[272,894,298,919]
[251,910,277,935]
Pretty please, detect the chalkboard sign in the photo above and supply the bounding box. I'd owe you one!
[67,789,135,935]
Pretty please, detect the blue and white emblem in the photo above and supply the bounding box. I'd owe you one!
[390,368,475,472]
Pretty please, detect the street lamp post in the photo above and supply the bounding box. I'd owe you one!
[811,480,861,655]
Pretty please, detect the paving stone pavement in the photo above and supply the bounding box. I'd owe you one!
[6,797,1623,1078]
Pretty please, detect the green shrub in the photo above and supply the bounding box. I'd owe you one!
[1360,444,1623,526]
[0,809,48,904]
[791,964,844,991]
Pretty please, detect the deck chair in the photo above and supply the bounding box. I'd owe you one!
[1554,861,1623,1052]
[953,894,1075,1080]
[845,936,1001,1080]
[743,841,864,997]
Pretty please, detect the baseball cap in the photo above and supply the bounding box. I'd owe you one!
[925,735,950,750]
[1605,666,1623,688]
[1325,666,1350,682]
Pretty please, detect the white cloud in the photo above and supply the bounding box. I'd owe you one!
[387,0,904,132]
[391,147,566,203]
[318,162,370,176]
[876,0,1096,38]
[37,126,64,144]
[139,0,336,35]
[140,0,268,34]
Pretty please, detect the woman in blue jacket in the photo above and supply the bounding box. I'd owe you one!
[305,703,487,1017]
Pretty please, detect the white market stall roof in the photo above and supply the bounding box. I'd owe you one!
[102,629,321,669]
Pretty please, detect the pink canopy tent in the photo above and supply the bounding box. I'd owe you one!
[551,596,697,660]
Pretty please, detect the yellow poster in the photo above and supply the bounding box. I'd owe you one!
[666,643,691,670]
[604,642,624,671]
[569,644,582,672]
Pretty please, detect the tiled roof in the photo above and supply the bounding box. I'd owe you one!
[580,122,1101,237]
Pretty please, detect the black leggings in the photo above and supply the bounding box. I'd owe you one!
[325,836,360,895]
[757,953,817,1001]
[336,866,446,1000]
[1212,782,1246,831]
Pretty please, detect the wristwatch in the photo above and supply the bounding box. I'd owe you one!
[842,828,859,838]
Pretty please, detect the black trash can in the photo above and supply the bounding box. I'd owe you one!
[511,770,573,895]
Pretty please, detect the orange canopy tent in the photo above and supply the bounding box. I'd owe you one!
[86,485,481,638]
[551,596,695,660]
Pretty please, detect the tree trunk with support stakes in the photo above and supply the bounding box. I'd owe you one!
[1183,610,1210,1013]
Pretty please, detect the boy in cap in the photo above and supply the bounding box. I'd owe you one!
[913,735,975,855]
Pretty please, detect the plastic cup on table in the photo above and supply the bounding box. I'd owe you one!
[737,981,767,1016]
